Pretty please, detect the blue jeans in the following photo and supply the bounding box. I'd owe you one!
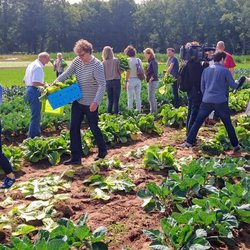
[187,102,238,147]
[0,121,13,175]
[70,101,107,160]
[186,87,202,135]
[25,87,41,138]
[172,80,180,108]
[106,79,121,114]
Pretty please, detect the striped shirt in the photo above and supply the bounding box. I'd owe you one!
[57,56,106,106]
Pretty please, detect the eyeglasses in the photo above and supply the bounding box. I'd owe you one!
[78,52,87,57]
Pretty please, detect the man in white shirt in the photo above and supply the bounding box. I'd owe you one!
[24,52,50,138]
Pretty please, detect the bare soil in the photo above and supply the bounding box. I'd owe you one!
[0,125,250,250]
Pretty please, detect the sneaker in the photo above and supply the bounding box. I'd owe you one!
[1,177,16,189]
[63,158,81,165]
[180,142,193,148]
[94,151,107,161]
[233,145,241,152]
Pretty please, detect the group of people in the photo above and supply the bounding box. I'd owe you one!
[102,45,159,114]
[182,41,250,150]
[1,38,249,189]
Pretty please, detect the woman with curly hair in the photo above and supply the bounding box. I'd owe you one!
[54,39,107,164]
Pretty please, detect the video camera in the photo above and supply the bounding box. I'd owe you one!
[180,44,216,62]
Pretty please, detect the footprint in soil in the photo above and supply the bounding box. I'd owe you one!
[128,230,142,242]
[54,201,75,218]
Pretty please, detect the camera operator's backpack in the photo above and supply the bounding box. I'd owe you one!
[177,63,190,92]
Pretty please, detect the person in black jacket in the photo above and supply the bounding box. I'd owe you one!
[184,58,204,136]
[144,48,158,113]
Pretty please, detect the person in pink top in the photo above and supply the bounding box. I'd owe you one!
[216,41,236,77]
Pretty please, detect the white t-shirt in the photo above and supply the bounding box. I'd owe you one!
[24,59,44,86]
[128,57,143,78]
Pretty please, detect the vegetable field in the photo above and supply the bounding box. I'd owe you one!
[0,58,250,249]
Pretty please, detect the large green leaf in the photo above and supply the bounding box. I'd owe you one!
[47,151,61,165]
[12,224,37,236]
[47,239,69,250]
[74,225,90,241]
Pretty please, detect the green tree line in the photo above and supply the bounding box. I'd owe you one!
[0,0,250,54]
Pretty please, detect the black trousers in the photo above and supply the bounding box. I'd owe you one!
[70,101,107,160]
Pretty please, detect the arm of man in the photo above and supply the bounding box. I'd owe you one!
[226,70,238,90]
[167,63,174,74]
[200,70,206,94]
[91,62,106,112]
[229,67,235,77]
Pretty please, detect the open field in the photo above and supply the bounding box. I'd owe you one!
[0,54,250,249]
[1,53,250,87]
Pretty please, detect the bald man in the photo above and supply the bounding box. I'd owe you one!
[216,41,236,77]
[24,52,50,138]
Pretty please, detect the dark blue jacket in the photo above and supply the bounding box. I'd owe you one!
[201,63,238,103]
[146,58,158,82]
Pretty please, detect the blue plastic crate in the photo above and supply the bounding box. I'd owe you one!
[48,82,83,109]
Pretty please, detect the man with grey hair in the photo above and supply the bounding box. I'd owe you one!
[216,41,236,76]
[24,52,50,138]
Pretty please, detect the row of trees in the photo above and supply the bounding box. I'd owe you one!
[0,0,250,54]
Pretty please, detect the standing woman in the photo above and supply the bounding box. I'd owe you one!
[124,45,143,113]
[102,46,121,114]
[0,85,16,188]
[144,48,158,113]
[54,39,107,164]
[53,53,67,77]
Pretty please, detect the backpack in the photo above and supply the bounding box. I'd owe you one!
[177,62,190,92]
[136,59,145,81]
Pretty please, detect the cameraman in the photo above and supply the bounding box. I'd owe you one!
[183,52,245,152]
[182,42,205,136]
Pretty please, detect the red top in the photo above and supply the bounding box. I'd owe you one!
[224,52,236,69]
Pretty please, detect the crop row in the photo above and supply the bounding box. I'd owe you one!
[1,79,248,138]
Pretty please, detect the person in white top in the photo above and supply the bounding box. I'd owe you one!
[124,45,143,113]
[24,52,50,138]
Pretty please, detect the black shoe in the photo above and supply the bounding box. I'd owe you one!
[94,151,107,161]
[63,158,81,165]
[233,145,241,152]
